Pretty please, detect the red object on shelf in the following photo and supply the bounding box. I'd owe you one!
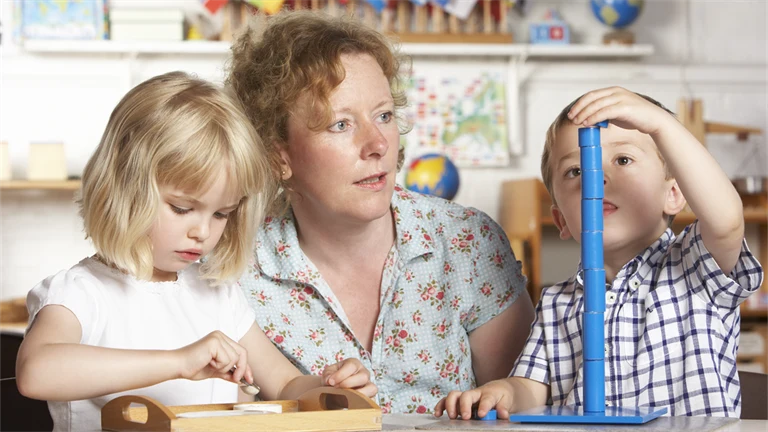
[202,0,228,14]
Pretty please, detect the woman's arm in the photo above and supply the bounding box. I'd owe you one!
[469,295,534,385]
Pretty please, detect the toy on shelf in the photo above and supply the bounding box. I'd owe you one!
[590,0,644,45]
[215,0,513,43]
[507,122,667,424]
[101,387,382,432]
[529,9,570,45]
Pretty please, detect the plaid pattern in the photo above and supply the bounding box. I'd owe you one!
[511,222,763,417]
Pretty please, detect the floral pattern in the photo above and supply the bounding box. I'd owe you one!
[241,185,526,413]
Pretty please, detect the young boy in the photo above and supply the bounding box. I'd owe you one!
[435,87,764,418]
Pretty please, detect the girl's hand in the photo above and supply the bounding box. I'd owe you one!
[568,86,674,136]
[175,331,254,385]
[321,358,377,398]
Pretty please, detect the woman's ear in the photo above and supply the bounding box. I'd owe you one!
[663,179,687,217]
[552,205,573,240]
[278,147,292,181]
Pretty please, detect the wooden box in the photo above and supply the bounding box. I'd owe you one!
[101,387,382,432]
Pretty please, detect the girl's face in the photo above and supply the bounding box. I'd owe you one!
[280,53,401,225]
[149,168,242,282]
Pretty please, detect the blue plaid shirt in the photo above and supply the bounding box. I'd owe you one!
[511,222,763,417]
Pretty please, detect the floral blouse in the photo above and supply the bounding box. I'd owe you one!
[240,185,526,414]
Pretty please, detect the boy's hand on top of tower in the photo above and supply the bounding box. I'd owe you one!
[567,86,675,137]
[176,330,253,385]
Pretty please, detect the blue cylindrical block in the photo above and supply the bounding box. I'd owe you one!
[580,146,601,171]
[583,313,605,360]
[583,269,606,312]
[578,127,601,148]
[581,232,603,270]
[582,199,603,232]
[581,170,604,199]
[583,359,606,413]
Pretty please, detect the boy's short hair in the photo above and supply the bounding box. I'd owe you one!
[541,92,678,225]
[78,71,272,284]
[227,11,410,217]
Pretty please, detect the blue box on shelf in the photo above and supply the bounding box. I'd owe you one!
[529,9,570,45]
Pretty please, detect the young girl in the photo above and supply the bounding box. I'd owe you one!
[16,71,375,432]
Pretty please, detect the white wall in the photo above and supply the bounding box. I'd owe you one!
[2,0,767,299]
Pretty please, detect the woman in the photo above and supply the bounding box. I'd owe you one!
[228,11,534,414]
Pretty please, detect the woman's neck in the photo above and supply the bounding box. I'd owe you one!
[291,206,396,271]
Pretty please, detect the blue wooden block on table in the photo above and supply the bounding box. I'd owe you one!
[507,406,668,424]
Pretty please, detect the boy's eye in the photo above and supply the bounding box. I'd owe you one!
[170,204,191,215]
[617,156,632,166]
[566,167,581,178]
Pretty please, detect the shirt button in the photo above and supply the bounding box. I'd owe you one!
[606,401,613,407]
[606,292,617,303]
[631,280,640,289]
[604,343,610,355]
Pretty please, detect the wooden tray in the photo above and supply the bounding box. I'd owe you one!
[101,387,382,432]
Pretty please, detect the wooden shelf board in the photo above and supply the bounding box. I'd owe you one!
[0,180,81,190]
[21,40,654,59]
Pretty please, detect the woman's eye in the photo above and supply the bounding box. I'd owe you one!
[170,204,190,215]
[566,167,581,178]
[379,111,393,123]
[331,120,348,132]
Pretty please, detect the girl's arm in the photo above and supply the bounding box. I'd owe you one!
[17,305,252,401]
[237,322,375,401]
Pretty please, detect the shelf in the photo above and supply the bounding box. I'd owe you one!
[21,40,654,59]
[0,180,81,190]
[742,307,768,319]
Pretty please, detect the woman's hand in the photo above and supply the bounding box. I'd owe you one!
[322,358,377,398]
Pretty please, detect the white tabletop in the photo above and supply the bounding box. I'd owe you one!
[381,414,768,432]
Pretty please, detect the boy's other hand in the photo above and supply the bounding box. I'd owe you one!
[434,379,516,420]
[568,86,674,137]
[322,358,377,398]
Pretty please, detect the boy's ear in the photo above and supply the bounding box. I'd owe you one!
[278,147,292,181]
[551,205,573,240]
[663,179,687,216]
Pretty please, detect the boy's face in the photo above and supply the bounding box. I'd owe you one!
[549,122,683,254]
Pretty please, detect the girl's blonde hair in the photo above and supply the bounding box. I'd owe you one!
[78,71,272,284]
[227,11,410,217]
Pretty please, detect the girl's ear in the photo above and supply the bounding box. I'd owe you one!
[552,205,573,240]
[663,179,687,217]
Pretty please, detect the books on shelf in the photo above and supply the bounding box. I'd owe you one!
[109,8,185,42]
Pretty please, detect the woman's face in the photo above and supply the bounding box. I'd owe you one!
[281,53,400,224]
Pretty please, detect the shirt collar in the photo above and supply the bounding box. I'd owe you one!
[256,185,436,281]
[574,228,675,290]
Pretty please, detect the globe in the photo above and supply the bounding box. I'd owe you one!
[405,153,460,201]
[590,0,643,29]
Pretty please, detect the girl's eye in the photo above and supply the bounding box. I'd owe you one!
[330,120,349,132]
[566,167,581,178]
[379,111,393,123]
[213,212,229,220]
[617,156,632,166]
[170,204,190,215]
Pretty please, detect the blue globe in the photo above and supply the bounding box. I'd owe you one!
[590,0,643,29]
[405,154,460,201]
